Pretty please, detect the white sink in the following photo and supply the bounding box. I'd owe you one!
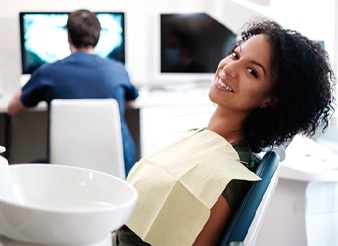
[0,164,137,245]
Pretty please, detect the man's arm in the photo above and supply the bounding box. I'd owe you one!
[7,90,26,115]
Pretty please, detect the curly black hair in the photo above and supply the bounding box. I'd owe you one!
[238,18,336,152]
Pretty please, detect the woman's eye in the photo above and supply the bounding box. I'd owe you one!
[248,68,258,78]
[231,52,238,60]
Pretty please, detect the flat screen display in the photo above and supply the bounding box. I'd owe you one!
[160,13,237,74]
[19,12,125,74]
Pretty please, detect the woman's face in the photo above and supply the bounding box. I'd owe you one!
[209,34,276,115]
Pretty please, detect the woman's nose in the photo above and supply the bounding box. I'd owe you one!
[222,61,238,78]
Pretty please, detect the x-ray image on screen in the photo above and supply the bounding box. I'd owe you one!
[20,12,125,74]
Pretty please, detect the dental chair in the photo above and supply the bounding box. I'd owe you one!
[220,147,285,246]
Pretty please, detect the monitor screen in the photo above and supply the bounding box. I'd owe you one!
[19,12,125,75]
[160,13,237,75]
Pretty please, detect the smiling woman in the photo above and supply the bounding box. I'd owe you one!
[115,17,336,246]
[209,34,277,130]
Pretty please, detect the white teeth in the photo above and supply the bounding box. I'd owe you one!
[218,79,234,92]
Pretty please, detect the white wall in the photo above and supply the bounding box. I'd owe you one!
[269,0,335,74]
[0,0,336,96]
[208,0,335,65]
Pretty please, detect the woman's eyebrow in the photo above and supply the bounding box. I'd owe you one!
[251,60,267,76]
[238,44,267,76]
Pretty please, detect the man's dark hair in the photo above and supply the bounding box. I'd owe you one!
[66,9,101,48]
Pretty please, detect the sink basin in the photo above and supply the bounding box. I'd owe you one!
[0,164,137,245]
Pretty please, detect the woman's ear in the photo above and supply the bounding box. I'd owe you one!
[260,96,278,108]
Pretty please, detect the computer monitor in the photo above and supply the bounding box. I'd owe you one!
[158,13,237,82]
[19,11,125,75]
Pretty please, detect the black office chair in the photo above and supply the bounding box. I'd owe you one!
[220,148,285,246]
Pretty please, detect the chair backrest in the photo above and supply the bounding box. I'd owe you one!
[50,99,125,179]
[220,148,284,246]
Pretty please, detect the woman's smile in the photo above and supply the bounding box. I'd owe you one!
[215,73,234,93]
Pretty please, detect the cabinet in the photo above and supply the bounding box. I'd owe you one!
[138,88,215,157]
[140,104,215,157]
[256,135,338,245]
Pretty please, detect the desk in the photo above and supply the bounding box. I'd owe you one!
[0,84,215,163]
[0,97,141,164]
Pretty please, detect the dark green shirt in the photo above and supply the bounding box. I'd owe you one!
[223,141,257,209]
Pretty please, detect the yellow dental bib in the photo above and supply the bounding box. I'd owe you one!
[126,129,260,246]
